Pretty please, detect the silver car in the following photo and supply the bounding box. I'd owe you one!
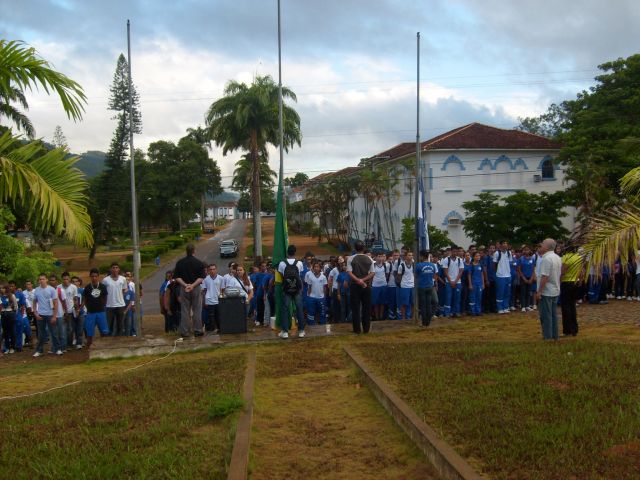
[219,239,239,258]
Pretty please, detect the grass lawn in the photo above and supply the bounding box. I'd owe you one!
[249,338,438,480]
[357,339,640,479]
[0,351,246,479]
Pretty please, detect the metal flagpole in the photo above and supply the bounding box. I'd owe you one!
[277,0,284,187]
[414,32,421,324]
[127,20,142,336]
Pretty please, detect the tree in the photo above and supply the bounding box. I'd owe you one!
[462,191,569,246]
[205,75,301,257]
[578,138,640,273]
[231,153,276,192]
[89,54,142,255]
[0,40,85,137]
[306,175,357,248]
[285,172,308,187]
[0,40,91,247]
[52,125,67,149]
[517,54,640,217]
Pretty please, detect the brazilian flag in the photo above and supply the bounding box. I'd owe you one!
[273,176,288,329]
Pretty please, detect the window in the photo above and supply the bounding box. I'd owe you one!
[541,159,554,179]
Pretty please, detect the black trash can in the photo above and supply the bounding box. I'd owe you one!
[219,297,247,334]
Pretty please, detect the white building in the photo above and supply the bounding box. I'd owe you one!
[345,123,575,249]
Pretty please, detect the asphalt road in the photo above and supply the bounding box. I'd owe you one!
[143,219,247,315]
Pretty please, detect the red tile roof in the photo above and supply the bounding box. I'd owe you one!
[368,123,561,161]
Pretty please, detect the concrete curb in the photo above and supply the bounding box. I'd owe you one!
[227,350,256,480]
[343,346,484,480]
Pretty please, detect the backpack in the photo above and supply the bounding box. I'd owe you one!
[394,260,406,286]
[283,260,302,296]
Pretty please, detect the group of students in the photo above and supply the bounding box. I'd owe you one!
[0,262,141,357]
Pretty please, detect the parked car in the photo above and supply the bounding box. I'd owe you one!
[219,239,238,258]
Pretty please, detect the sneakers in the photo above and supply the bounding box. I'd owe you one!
[628,296,633,301]
[56,350,64,355]
[298,330,306,338]
[498,310,505,314]
[254,321,260,327]
[278,331,289,339]
[325,324,332,333]
[8,349,15,354]
[32,351,43,358]
[521,308,526,312]
[510,307,516,311]
[75,344,84,350]
[533,305,537,310]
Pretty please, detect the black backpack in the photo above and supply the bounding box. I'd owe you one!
[283,260,302,295]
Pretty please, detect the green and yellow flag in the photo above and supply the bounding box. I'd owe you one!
[273,177,288,329]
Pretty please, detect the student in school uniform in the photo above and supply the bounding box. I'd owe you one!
[493,241,513,314]
[468,252,486,316]
[202,263,224,333]
[518,245,537,311]
[415,250,438,326]
[371,252,388,321]
[327,257,342,324]
[301,252,313,320]
[461,251,472,315]
[482,245,497,313]
[509,250,520,311]
[385,250,400,319]
[396,251,415,320]
[305,261,328,326]
[336,261,351,323]
[442,246,464,317]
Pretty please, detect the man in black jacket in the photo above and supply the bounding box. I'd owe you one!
[173,244,205,338]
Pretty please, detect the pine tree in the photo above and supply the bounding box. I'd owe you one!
[52,125,67,149]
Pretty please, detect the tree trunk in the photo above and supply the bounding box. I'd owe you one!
[251,137,262,258]
[200,193,205,231]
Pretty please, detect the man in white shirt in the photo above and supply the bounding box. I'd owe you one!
[327,257,343,325]
[60,272,79,349]
[385,250,400,320]
[535,238,563,340]
[493,241,513,314]
[396,251,415,320]
[102,262,128,336]
[442,247,464,317]
[371,253,388,321]
[202,264,223,334]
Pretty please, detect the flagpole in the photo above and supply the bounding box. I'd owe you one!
[127,19,141,336]
[414,32,421,324]
[277,0,284,189]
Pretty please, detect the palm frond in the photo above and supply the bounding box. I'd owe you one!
[0,102,35,138]
[579,203,640,275]
[0,131,93,247]
[0,40,86,121]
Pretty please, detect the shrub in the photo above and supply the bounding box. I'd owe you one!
[207,392,244,420]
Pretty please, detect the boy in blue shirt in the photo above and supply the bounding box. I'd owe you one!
[336,262,351,323]
[518,245,536,311]
[415,250,438,326]
[482,245,497,313]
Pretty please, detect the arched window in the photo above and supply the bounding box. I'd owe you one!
[441,155,466,171]
[541,158,554,179]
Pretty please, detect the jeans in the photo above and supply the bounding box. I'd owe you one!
[73,313,84,346]
[1,311,16,351]
[35,315,56,354]
[495,276,511,311]
[106,307,125,336]
[204,304,220,331]
[47,316,63,352]
[55,316,66,351]
[520,280,533,309]
[444,282,462,317]
[63,313,74,347]
[560,282,578,336]
[339,291,351,323]
[350,283,371,334]
[385,287,397,319]
[469,283,483,315]
[281,292,305,333]
[418,287,433,326]
[539,295,559,340]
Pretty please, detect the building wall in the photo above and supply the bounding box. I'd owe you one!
[205,206,237,220]
[348,149,576,250]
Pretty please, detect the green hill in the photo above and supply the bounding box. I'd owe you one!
[75,150,106,178]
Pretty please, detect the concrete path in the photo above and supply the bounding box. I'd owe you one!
[144,219,247,315]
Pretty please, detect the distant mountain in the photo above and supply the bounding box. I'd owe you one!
[206,190,241,202]
[74,150,106,178]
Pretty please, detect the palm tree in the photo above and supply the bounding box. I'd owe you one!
[205,75,301,257]
[231,153,277,192]
[579,138,640,271]
[0,39,91,247]
[0,85,34,138]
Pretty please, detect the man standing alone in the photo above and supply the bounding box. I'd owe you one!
[535,238,562,340]
[173,244,206,338]
[347,240,374,334]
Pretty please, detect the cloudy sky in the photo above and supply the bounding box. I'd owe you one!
[2,0,639,185]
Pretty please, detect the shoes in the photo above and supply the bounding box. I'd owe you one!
[32,351,43,358]
[298,330,306,338]
[254,321,260,326]
[194,331,204,337]
[510,307,516,311]
[628,296,633,301]
[521,308,526,312]
[325,324,332,333]
[56,350,64,355]
[533,305,537,310]
[213,329,219,334]
[76,345,84,350]
[8,349,15,354]
[278,331,289,339]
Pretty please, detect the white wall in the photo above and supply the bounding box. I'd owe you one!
[348,149,575,250]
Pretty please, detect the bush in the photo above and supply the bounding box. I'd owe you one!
[207,392,244,419]
[10,251,57,285]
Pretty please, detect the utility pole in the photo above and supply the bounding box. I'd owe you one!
[414,32,421,324]
[127,20,141,336]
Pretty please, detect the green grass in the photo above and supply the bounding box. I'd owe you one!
[358,340,640,479]
[207,392,244,419]
[0,352,245,479]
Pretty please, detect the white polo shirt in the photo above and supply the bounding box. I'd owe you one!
[203,274,223,305]
[442,256,463,283]
[305,271,327,298]
[102,275,127,308]
[493,250,512,278]
[372,263,388,288]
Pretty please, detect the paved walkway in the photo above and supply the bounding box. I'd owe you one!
[144,219,247,315]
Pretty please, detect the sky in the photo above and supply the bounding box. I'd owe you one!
[2,0,639,186]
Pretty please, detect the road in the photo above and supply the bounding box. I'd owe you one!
[143,219,247,315]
